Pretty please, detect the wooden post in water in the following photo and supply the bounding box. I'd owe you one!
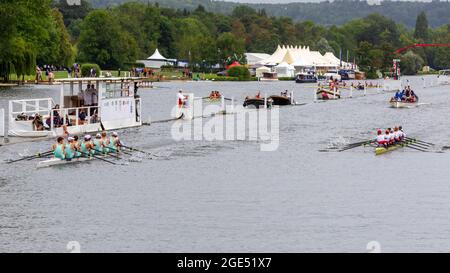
[290,91,294,104]
[350,86,353,98]
[364,85,367,96]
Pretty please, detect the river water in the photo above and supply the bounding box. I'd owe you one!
[1,76,450,253]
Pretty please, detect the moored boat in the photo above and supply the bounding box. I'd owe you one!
[243,98,272,108]
[259,72,278,81]
[268,95,292,105]
[295,73,317,83]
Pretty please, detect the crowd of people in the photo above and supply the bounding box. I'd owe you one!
[131,67,156,78]
[52,132,122,161]
[376,126,406,148]
[391,86,419,103]
[17,98,99,133]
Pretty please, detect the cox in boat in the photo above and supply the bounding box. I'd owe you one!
[390,86,419,108]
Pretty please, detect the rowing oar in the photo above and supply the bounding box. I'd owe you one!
[405,137,434,146]
[407,142,431,149]
[108,146,132,156]
[403,145,429,152]
[339,140,375,152]
[344,139,377,147]
[79,151,117,165]
[119,144,155,157]
[92,148,121,159]
[27,151,54,160]
[7,150,53,163]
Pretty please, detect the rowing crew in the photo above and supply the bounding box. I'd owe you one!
[52,132,121,160]
[376,126,406,148]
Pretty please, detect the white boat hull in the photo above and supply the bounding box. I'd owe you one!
[390,101,419,108]
[37,156,96,168]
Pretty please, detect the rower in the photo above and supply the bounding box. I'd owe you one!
[399,126,406,140]
[73,135,81,151]
[376,130,388,148]
[410,90,418,102]
[393,90,403,101]
[80,135,93,157]
[107,132,121,153]
[255,92,261,99]
[65,137,79,160]
[93,133,104,155]
[393,127,401,143]
[385,129,392,146]
[52,136,66,160]
[388,128,395,145]
[177,90,185,108]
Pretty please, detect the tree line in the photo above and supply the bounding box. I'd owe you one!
[0,0,449,81]
[90,0,450,28]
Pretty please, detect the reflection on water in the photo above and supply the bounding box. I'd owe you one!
[1,76,450,252]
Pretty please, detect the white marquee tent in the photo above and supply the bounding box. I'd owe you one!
[255,66,271,78]
[245,53,271,66]
[274,62,296,77]
[258,45,354,71]
[137,49,173,68]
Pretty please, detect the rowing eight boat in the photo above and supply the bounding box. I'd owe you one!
[375,140,415,155]
[37,156,100,169]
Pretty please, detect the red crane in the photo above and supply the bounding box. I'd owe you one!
[395,43,450,54]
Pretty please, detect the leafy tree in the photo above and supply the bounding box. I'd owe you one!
[227,66,250,80]
[217,32,246,65]
[414,11,429,42]
[77,10,139,69]
[0,0,73,81]
[401,51,425,75]
[315,38,334,55]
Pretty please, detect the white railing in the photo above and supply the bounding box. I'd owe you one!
[50,106,100,130]
[0,108,4,137]
[104,88,131,99]
[9,98,55,118]
[100,71,131,78]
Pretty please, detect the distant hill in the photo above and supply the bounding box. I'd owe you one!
[89,0,450,27]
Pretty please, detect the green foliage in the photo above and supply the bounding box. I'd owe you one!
[227,66,250,81]
[217,32,246,65]
[2,0,449,83]
[89,0,450,28]
[414,11,429,42]
[53,0,92,26]
[80,63,101,77]
[0,0,74,81]
[77,10,139,69]
[401,51,425,75]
